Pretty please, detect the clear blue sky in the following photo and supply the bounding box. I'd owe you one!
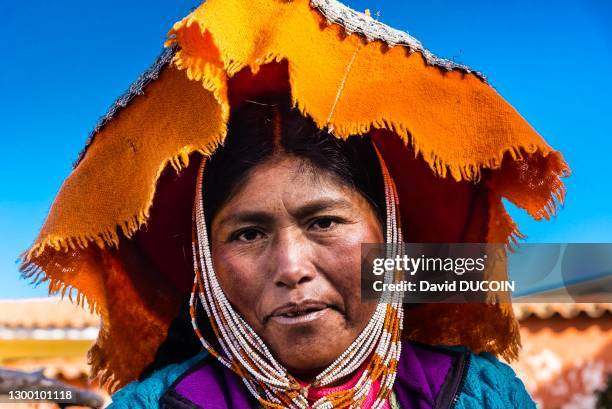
[1,1,610,298]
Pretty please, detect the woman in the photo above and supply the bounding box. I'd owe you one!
[20,0,569,408]
[103,100,535,408]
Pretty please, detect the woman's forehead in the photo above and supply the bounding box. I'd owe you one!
[212,157,367,221]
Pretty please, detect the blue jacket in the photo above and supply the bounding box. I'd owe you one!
[108,346,535,409]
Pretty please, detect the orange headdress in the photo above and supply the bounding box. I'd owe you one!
[20,0,569,393]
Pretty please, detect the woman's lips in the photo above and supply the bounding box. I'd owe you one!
[268,300,332,325]
[269,307,330,325]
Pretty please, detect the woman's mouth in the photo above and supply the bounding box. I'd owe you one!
[268,301,332,325]
[270,308,330,325]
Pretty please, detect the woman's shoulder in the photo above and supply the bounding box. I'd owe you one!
[445,346,535,409]
[106,351,209,409]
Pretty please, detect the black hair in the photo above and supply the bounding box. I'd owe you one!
[202,100,385,231]
[139,99,385,380]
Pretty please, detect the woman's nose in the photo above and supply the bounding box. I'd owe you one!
[271,228,316,289]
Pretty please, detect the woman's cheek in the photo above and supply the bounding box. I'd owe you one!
[320,222,379,314]
[213,247,266,314]
[315,228,366,292]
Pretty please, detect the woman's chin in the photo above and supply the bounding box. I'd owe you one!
[261,308,354,376]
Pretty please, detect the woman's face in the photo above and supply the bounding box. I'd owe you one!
[210,156,382,379]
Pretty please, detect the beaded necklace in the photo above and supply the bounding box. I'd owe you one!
[189,148,404,409]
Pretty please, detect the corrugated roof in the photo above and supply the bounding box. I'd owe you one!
[513,303,612,320]
[0,298,99,329]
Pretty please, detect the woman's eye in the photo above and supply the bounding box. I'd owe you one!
[234,229,264,242]
[310,217,337,230]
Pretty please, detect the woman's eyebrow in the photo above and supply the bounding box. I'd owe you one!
[218,199,351,226]
[292,198,352,219]
[217,211,274,227]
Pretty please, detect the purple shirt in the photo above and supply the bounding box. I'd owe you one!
[160,342,468,409]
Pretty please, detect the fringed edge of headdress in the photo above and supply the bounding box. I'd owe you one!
[19,260,102,316]
[20,140,224,263]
